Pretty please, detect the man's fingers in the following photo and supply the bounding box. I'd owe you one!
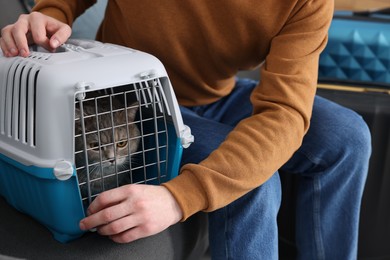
[12,15,35,57]
[28,13,52,51]
[49,24,71,49]
[44,13,72,49]
[0,26,18,56]
[79,185,182,244]
[87,185,135,215]
[80,202,132,231]
[0,33,13,57]
[29,12,71,51]
[97,214,141,236]
[0,12,72,57]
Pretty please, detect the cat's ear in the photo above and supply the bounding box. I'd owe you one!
[75,106,91,119]
[126,101,139,121]
[75,107,81,119]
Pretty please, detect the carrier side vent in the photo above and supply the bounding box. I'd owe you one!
[28,53,51,60]
[0,59,40,147]
[28,46,52,60]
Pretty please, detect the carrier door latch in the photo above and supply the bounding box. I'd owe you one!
[75,82,93,101]
[180,125,194,148]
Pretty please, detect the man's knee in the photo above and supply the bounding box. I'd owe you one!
[313,96,371,159]
[334,106,371,161]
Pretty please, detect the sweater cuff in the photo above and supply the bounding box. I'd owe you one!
[31,7,70,25]
[162,169,208,221]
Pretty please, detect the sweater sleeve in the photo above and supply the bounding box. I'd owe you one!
[32,0,97,26]
[162,0,334,220]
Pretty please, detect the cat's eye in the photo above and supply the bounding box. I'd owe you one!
[117,140,128,148]
[89,142,100,150]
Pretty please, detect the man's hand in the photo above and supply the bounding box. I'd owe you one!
[79,184,183,243]
[0,12,71,57]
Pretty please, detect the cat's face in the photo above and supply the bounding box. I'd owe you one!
[75,100,140,196]
[84,117,140,172]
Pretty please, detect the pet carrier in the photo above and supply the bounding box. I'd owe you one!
[0,39,193,243]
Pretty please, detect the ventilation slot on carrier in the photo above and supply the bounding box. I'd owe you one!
[0,59,39,146]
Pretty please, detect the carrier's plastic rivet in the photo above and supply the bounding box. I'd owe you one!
[139,70,157,79]
[75,82,92,101]
[53,161,74,181]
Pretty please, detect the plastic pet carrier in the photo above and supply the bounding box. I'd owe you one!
[0,39,193,243]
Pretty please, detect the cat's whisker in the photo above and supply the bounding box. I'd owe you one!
[89,164,103,179]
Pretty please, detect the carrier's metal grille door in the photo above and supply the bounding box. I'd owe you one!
[74,79,170,207]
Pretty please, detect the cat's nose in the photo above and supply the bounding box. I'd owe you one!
[104,149,115,159]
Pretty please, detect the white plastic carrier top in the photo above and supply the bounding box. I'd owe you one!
[0,39,193,170]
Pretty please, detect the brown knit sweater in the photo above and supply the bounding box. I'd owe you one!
[33,0,333,220]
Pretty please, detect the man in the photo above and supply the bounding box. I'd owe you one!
[0,1,371,259]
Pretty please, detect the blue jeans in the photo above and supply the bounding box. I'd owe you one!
[179,78,371,260]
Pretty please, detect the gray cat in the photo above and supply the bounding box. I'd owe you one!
[74,97,140,199]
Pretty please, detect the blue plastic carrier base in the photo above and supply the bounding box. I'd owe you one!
[0,123,182,243]
[0,154,85,242]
